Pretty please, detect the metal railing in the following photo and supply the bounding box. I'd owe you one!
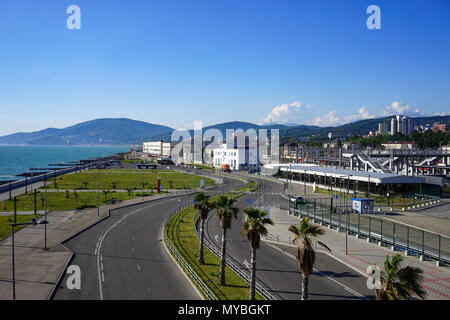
[289,201,450,265]
[164,207,217,300]
[194,214,276,300]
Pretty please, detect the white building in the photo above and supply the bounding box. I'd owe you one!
[143,141,174,157]
[213,144,259,171]
[381,141,416,150]
[390,115,415,135]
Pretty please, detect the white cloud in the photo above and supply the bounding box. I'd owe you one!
[260,101,310,125]
[308,111,341,127]
[433,111,450,116]
[382,101,421,117]
[260,100,432,128]
[342,106,376,123]
[307,107,376,127]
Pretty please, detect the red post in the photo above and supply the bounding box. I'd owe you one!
[157,177,161,194]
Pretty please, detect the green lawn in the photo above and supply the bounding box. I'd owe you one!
[43,169,215,191]
[165,194,263,300]
[0,191,157,212]
[0,214,41,240]
[187,164,215,171]
[236,180,259,192]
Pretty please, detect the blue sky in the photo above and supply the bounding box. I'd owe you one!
[0,0,449,135]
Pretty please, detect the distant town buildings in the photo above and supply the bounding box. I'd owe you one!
[377,122,389,135]
[142,140,174,157]
[432,122,447,133]
[381,141,416,150]
[213,143,259,171]
[390,115,415,136]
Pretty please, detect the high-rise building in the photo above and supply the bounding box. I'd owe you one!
[390,118,397,135]
[432,122,447,133]
[377,122,388,135]
[390,115,414,135]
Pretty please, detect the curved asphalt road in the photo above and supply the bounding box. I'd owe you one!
[54,168,243,300]
[206,174,375,300]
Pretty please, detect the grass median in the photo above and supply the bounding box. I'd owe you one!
[235,180,259,192]
[0,190,158,212]
[0,214,41,241]
[165,195,263,300]
[44,169,215,190]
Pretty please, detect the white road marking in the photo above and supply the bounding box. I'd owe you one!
[266,243,367,299]
[137,265,141,271]
[131,248,135,254]
[96,207,146,300]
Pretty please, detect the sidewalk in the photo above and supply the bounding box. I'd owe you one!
[264,205,450,300]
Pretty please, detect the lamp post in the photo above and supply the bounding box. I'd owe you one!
[304,169,306,197]
[97,169,100,217]
[10,218,48,300]
[44,173,47,250]
[178,199,182,234]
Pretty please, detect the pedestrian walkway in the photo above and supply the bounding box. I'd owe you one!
[264,205,450,300]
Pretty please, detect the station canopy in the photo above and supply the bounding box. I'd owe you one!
[264,164,425,185]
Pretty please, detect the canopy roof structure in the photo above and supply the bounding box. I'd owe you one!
[264,164,426,185]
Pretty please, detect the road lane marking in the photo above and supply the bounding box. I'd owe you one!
[96,207,146,300]
[266,243,368,299]
[137,265,141,271]
[131,248,135,254]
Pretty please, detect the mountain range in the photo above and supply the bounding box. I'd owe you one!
[0,115,449,146]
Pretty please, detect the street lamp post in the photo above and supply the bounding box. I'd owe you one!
[178,199,182,233]
[44,173,47,250]
[142,171,144,200]
[97,169,100,217]
[10,218,48,300]
[304,169,306,197]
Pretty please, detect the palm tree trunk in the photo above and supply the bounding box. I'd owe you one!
[198,218,205,264]
[249,248,256,300]
[301,273,309,300]
[219,229,227,285]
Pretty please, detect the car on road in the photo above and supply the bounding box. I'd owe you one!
[290,195,306,205]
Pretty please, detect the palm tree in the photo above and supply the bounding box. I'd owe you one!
[194,192,215,264]
[375,254,425,300]
[214,195,239,285]
[241,207,273,300]
[289,217,331,300]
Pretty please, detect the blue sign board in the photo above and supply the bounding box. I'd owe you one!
[247,199,252,204]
